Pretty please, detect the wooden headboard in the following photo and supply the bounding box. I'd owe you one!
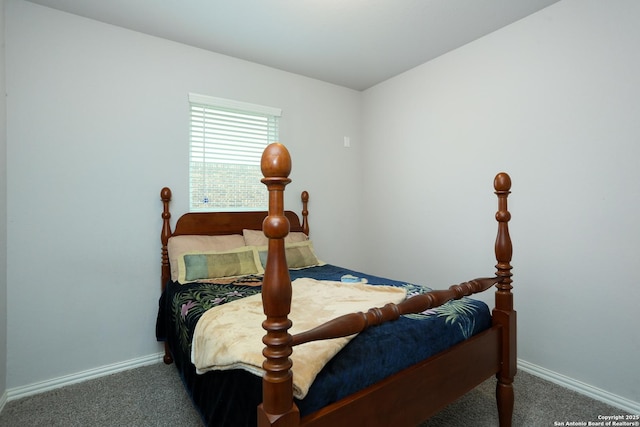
[159,187,309,290]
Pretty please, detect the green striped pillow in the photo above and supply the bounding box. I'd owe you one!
[178,247,263,284]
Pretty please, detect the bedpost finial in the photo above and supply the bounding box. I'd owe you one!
[261,143,292,178]
[494,173,511,192]
[161,187,172,202]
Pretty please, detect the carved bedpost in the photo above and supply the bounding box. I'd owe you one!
[301,191,309,236]
[492,173,516,427]
[257,143,300,427]
[160,187,174,365]
[160,187,173,291]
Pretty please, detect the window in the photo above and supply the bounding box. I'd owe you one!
[188,93,282,211]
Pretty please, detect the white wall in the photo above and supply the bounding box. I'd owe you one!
[4,0,639,413]
[1,0,9,406]
[362,0,639,407]
[4,0,362,389]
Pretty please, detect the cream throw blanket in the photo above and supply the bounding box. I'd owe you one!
[191,277,407,399]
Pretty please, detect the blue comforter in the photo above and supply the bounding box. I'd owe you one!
[156,264,491,426]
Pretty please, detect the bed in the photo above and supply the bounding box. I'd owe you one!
[156,143,515,427]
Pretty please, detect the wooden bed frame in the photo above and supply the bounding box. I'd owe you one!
[160,143,515,427]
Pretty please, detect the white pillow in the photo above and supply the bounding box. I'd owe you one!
[242,229,308,246]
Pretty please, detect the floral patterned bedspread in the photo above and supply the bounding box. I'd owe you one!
[170,276,263,354]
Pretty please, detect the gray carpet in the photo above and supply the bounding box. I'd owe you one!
[0,363,630,426]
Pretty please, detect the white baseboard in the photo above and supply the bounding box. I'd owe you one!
[518,359,640,415]
[0,390,7,414]
[4,353,638,416]
[6,352,164,402]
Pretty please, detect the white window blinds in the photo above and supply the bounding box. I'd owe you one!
[188,93,282,211]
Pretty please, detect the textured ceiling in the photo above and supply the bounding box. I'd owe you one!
[26,0,560,91]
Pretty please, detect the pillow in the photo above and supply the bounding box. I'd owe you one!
[242,229,308,246]
[256,240,324,270]
[167,234,246,282]
[177,246,264,284]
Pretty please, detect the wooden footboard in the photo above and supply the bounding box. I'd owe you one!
[290,277,501,346]
[301,327,502,427]
[257,143,515,427]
